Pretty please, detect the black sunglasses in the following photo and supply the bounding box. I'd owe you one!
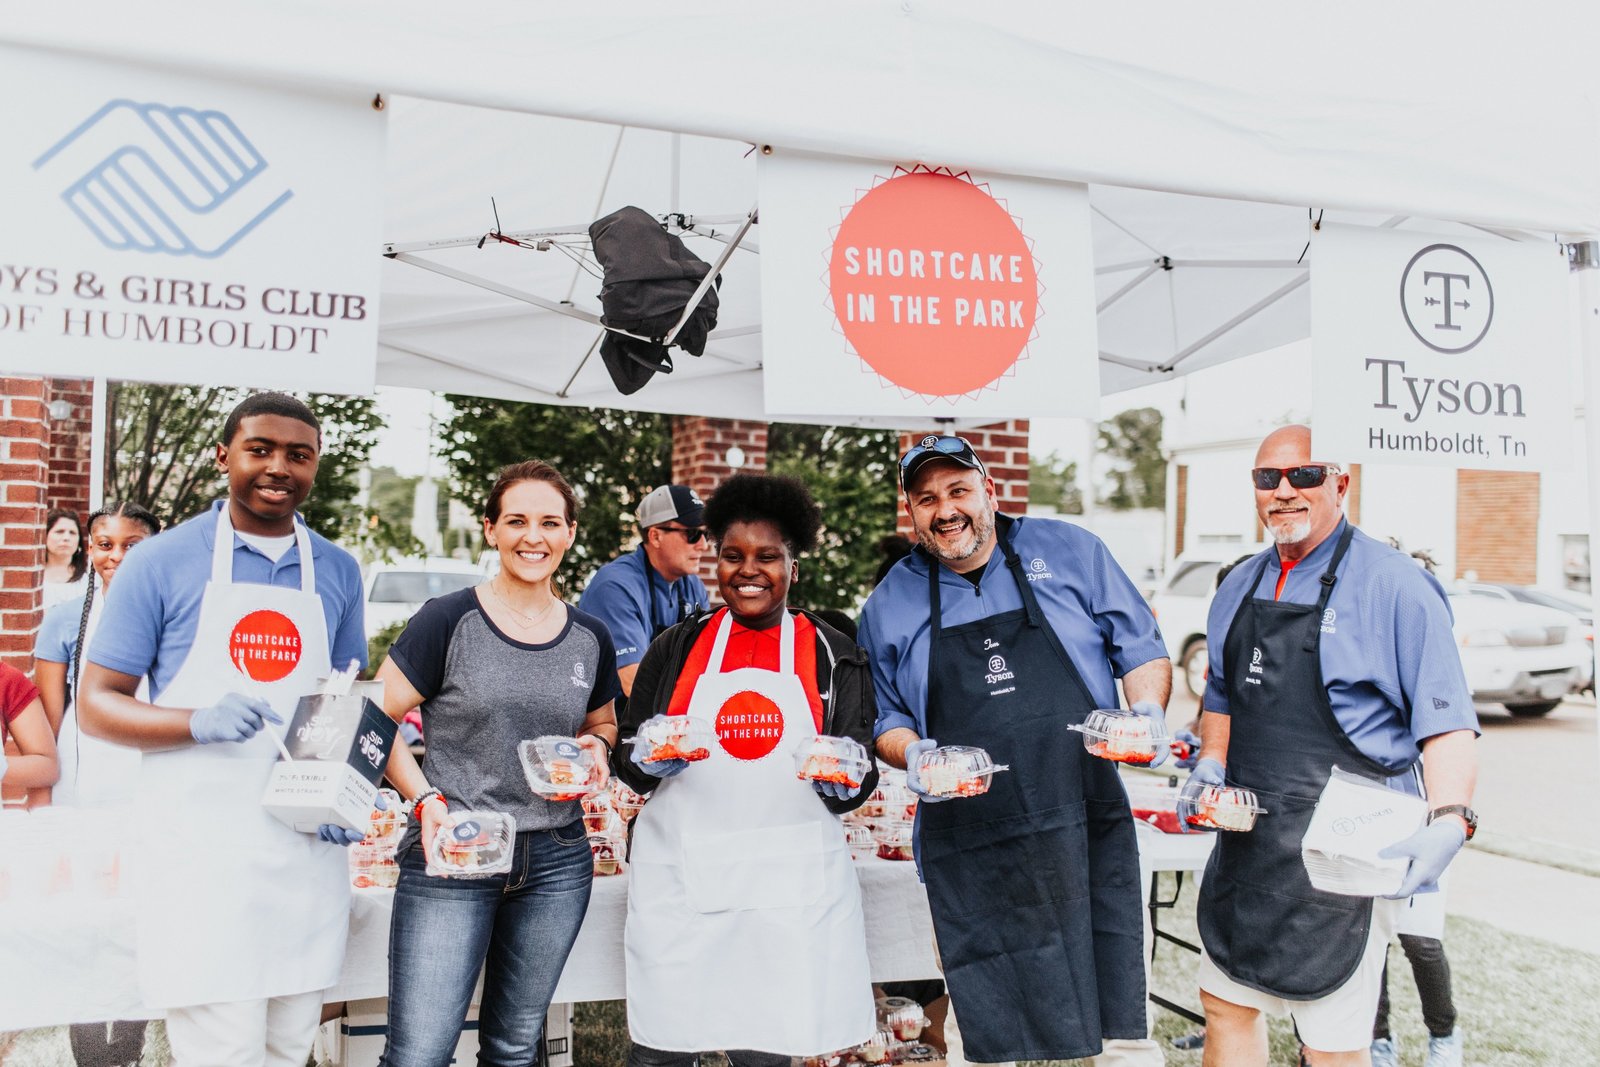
[1251,465,1338,491]
[660,525,707,544]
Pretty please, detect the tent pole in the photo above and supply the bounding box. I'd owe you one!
[88,376,107,511]
[1571,238,1600,763]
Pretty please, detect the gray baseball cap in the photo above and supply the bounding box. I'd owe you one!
[636,484,706,528]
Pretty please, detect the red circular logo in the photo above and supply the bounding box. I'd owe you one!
[229,610,303,683]
[829,168,1039,396]
[714,690,785,761]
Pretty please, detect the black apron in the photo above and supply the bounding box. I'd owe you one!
[918,517,1147,1062]
[1197,524,1409,999]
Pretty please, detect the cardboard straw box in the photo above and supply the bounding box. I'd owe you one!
[262,680,398,834]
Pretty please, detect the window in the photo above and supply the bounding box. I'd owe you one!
[369,571,480,603]
[1167,561,1222,598]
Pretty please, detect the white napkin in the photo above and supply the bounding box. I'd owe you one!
[1300,766,1427,897]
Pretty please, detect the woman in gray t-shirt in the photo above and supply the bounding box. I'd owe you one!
[374,459,621,1066]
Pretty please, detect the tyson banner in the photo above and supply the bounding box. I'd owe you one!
[0,44,383,392]
[758,151,1099,419]
[1312,224,1573,472]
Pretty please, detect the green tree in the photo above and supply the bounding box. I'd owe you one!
[106,383,387,544]
[439,398,673,583]
[767,423,900,612]
[364,466,427,560]
[1028,451,1084,514]
[1097,407,1165,510]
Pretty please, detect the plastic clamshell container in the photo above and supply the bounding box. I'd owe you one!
[855,1031,896,1064]
[1186,785,1267,832]
[365,787,403,850]
[872,819,915,861]
[876,995,927,1041]
[1069,709,1172,765]
[425,811,516,878]
[589,833,626,876]
[793,735,872,789]
[1124,779,1183,835]
[610,779,646,822]
[634,714,716,763]
[857,785,889,820]
[881,781,918,821]
[844,823,876,861]
[519,736,603,801]
[911,745,1009,798]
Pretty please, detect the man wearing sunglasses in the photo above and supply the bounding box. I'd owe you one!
[860,433,1172,1067]
[580,484,711,709]
[1184,425,1478,1067]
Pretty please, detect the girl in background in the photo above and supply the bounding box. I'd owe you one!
[41,508,87,608]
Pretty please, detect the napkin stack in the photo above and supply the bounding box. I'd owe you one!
[1300,767,1427,897]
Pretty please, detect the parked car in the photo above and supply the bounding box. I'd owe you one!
[1148,556,1225,698]
[1447,591,1591,717]
[1456,582,1594,692]
[363,557,483,640]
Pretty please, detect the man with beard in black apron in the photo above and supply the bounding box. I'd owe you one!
[859,435,1173,1067]
[1184,426,1478,1067]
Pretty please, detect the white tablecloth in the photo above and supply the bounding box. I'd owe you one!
[3,811,1210,1032]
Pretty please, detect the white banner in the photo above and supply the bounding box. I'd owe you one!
[757,151,1099,419]
[0,45,384,393]
[1312,224,1571,472]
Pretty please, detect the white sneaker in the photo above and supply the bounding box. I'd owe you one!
[1370,1036,1400,1067]
[1426,1030,1464,1067]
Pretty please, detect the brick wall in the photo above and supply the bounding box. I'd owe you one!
[1173,464,1188,558]
[46,377,93,518]
[895,420,1030,538]
[1346,462,1362,526]
[1456,469,1539,583]
[1,376,50,674]
[670,416,770,590]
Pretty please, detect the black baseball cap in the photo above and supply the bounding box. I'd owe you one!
[899,434,987,491]
[636,484,705,528]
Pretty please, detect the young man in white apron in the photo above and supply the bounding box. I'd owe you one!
[79,392,370,1067]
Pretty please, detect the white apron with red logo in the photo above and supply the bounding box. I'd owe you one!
[131,508,348,1010]
[624,610,873,1055]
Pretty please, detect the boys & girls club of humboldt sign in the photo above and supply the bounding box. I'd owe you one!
[757,151,1100,419]
[0,45,384,393]
[1312,223,1573,472]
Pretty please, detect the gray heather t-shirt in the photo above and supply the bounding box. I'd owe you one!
[388,588,621,845]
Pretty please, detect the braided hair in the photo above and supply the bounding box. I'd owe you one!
[69,501,162,705]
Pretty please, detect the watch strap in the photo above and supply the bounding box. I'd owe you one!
[1428,803,1476,840]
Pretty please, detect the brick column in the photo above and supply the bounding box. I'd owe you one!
[1,376,50,675]
[895,419,1030,538]
[670,416,769,589]
[1456,470,1539,582]
[46,377,94,518]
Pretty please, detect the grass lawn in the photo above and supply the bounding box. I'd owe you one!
[6,875,1597,1066]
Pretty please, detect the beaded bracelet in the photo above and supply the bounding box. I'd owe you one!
[411,789,446,820]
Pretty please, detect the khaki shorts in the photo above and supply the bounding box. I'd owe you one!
[1197,898,1401,1053]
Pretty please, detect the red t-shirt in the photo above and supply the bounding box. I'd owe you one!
[666,609,824,731]
[1274,556,1300,601]
[1,662,40,740]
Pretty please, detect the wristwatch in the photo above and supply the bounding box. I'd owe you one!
[1428,804,1477,841]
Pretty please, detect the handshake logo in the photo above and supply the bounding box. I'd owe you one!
[33,99,293,258]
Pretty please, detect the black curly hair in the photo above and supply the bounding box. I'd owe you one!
[704,473,822,555]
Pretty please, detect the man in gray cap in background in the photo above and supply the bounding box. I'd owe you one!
[580,485,712,708]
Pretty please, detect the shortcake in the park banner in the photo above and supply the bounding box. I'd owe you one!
[758,151,1099,419]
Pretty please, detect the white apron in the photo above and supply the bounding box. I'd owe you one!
[624,610,874,1055]
[131,509,349,1010]
[55,593,146,808]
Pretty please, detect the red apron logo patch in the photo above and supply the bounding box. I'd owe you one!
[828,166,1041,398]
[229,609,303,682]
[715,690,785,761]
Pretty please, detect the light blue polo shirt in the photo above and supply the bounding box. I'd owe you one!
[88,501,366,701]
[1205,518,1478,781]
[861,515,1169,738]
[35,594,86,682]
[579,545,710,668]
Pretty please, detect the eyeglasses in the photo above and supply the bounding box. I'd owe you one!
[1251,465,1340,491]
[660,525,707,544]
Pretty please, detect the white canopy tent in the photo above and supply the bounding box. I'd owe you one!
[8,0,1600,420]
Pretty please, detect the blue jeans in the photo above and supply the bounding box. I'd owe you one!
[380,822,594,1067]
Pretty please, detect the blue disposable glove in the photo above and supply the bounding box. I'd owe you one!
[317,789,387,846]
[1378,819,1467,898]
[1172,729,1201,771]
[812,778,863,801]
[630,738,688,779]
[904,738,951,803]
[189,693,282,745]
[1176,758,1226,831]
[1130,701,1170,768]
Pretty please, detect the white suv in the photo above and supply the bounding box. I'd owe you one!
[1149,556,1225,698]
[362,557,483,640]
